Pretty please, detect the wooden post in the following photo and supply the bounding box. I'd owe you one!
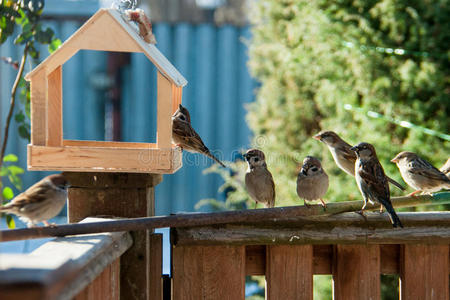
[333,245,380,300]
[400,244,449,300]
[65,172,162,300]
[172,245,246,299]
[266,245,313,300]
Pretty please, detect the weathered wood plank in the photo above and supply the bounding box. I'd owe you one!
[0,218,131,300]
[27,144,182,173]
[74,258,120,300]
[172,212,450,246]
[172,245,245,299]
[67,173,160,300]
[244,244,400,276]
[314,245,333,274]
[46,65,62,147]
[266,245,313,300]
[333,245,380,300]
[400,244,449,300]
[4,211,450,243]
[149,233,163,300]
[246,245,265,276]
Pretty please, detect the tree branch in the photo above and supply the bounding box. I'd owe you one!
[0,44,29,189]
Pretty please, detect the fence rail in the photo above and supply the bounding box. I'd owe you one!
[2,212,449,299]
[171,214,450,299]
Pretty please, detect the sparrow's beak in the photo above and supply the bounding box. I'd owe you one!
[390,158,398,163]
[313,134,321,141]
[178,104,183,109]
[243,153,248,160]
[301,168,307,176]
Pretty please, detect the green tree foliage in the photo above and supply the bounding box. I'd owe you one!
[0,0,61,228]
[199,0,449,211]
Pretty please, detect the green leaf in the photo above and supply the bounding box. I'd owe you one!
[18,124,30,140]
[0,166,7,176]
[6,215,15,229]
[3,154,18,162]
[35,26,53,44]
[7,165,24,176]
[8,174,22,191]
[48,37,61,53]
[2,186,14,200]
[28,43,39,59]
[15,111,25,122]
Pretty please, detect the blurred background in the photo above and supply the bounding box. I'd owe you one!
[0,0,256,216]
[1,1,449,298]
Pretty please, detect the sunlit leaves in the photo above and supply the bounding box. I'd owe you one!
[6,215,15,229]
[48,37,61,53]
[2,186,14,200]
[3,154,18,162]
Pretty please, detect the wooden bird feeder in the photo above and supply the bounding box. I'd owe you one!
[25,8,187,174]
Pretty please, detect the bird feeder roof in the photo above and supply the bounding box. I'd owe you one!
[25,8,187,87]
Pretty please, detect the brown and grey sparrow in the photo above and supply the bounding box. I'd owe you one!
[0,174,68,227]
[440,158,450,179]
[172,104,225,167]
[244,149,275,208]
[391,151,450,196]
[351,143,403,228]
[296,156,328,208]
[314,131,405,191]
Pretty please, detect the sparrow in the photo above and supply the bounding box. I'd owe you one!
[391,151,450,196]
[125,8,157,44]
[172,104,225,167]
[351,142,403,228]
[244,149,275,208]
[313,131,405,191]
[440,158,450,178]
[296,156,328,208]
[0,174,68,227]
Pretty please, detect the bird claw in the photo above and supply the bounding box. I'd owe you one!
[320,199,327,210]
[356,210,368,222]
[408,190,421,197]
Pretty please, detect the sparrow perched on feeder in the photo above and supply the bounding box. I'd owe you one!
[244,149,275,208]
[313,131,405,191]
[0,174,68,227]
[351,143,403,228]
[440,158,450,178]
[296,156,328,208]
[172,104,225,167]
[391,151,450,196]
[125,8,157,44]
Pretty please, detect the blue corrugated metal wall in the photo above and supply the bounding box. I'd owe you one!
[0,21,256,215]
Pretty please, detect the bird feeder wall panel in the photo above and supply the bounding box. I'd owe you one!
[25,8,187,174]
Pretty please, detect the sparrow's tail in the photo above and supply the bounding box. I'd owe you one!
[205,151,226,168]
[387,176,406,191]
[382,200,403,228]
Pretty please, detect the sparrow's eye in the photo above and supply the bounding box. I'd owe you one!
[179,115,186,121]
[311,167,319,172]
[254,157,259,162]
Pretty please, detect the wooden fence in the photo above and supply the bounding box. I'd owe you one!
[2,211,449,299]
[171,212,450,299]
